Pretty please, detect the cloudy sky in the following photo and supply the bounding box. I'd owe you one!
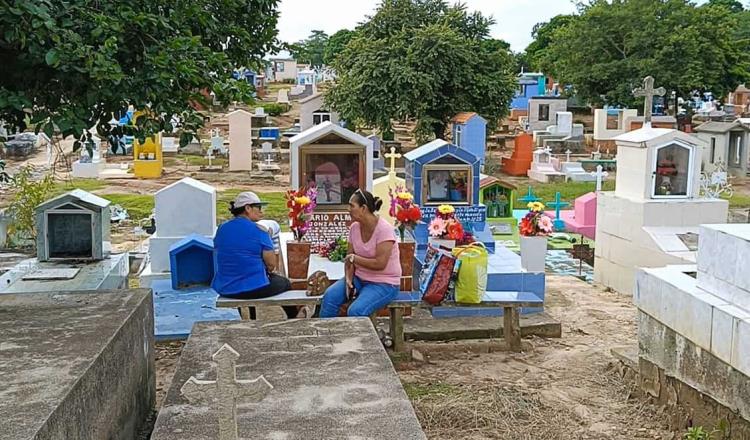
[276,0,716,52]
[277,0,577,52]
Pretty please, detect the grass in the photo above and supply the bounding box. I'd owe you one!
[516,180,616,206]
[104,194,155,220]
[167,154,228,168]
[217,190,289,228]
[724,191,750,209]
[50,178,108,197]
[403,382,458,400]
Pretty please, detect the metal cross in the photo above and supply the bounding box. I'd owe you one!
[546,191,570,231]
[181,344,273,440]
[590,164,609,192]
[384,146,401,175]
[633,76,666,126]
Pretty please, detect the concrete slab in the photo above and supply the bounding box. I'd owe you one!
[0,253,129,294]
[0,289,155,440]
[151,319,427,440]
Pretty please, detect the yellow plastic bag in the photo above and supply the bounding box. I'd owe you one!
[452,242,488,304]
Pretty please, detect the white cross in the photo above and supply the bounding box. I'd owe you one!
[181,344,273,440]
[590,164,609,192]
[205,148,215,168]
[384,146,401,175]
[565,149,571,162]
[633,76,666,126]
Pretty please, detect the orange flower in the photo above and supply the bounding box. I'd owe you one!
[446,220,464,240]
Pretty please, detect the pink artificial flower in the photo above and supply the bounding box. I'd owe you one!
[428,217,447,237]
[538,215,554,234]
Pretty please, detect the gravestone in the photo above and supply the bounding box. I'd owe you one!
[527,148,564,183]
[145,178,217,279]
[0,289,154,440]
[35,189,111,261]
[228,110,253,171]
[151,319,427,440]
[289,122,373,247]
[257,141,280,172]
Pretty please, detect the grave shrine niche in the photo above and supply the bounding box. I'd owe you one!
[653,143,691,197]
[422,156,471,205]
[289,122,373,247]
[34,189,111,262]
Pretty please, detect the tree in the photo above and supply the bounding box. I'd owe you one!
[323,29,355,66]
[326,0,516,141]
[288,30,328,67]
[531,0,750,109]
[0,0,280,152]
[523,14,576,72]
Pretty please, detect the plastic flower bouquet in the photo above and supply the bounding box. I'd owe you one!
[388,185,422,241]
[285,186,317,241]
[427,204,472,244]
[519,202,554,237]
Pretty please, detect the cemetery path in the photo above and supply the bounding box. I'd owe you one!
[398,275,679,440]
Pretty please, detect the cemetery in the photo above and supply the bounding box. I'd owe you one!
[2,1,750,438]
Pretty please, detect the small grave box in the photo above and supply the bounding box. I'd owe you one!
[35,189,111,261]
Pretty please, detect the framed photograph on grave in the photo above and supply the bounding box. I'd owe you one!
[300,148,364,209]
[652,143,692,198]
[423,165,471,205]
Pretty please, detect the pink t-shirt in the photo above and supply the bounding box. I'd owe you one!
[349,217,402,286]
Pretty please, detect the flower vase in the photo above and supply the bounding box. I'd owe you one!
[429,237,456,250]
[286,241,311,281]
[398,241,416,292]
[520,235,547,273]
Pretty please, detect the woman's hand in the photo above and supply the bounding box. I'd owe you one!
[345,254,355,298]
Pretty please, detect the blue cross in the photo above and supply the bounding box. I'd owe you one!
[518,186,540,204]
[545,192,570,231]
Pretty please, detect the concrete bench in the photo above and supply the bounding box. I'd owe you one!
[216,290,544,353]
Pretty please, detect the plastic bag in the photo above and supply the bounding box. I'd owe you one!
[452,242,488,304]
[419,245,457,306]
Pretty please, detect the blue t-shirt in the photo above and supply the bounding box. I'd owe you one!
[212,217,274,295]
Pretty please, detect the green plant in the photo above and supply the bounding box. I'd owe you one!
[318,236,348,262]
[684,420,729,440]
[262,103,286,116]
[6,167,55,244]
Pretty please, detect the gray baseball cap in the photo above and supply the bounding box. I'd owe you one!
[233,191,268,207]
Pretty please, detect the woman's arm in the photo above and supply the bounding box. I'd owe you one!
[262,249,277,272]
[349,240,394,271]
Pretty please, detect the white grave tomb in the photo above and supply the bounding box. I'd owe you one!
[527,147,564,183]
[162,136,178,153]
[71,135,105,178]
[594,76,729,295]
[257,142,280,172]
[140,177,217,286]
[228,109,253,171]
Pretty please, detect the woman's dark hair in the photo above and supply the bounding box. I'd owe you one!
[352,188,383,213]
[229,201,246,217]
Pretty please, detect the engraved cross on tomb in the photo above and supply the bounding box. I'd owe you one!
[181,344,273,440]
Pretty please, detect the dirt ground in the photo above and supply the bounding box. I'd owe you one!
[152,275,690,440]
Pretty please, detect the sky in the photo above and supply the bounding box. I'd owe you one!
[276,0,717,53]
[276,0,579,52]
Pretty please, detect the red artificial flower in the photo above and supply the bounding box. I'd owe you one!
[406,206,422,222]
[520,217,535,236]
[396,209,410,223]
[446,221,464,240]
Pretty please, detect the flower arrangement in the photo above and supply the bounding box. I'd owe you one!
[519,202,554,237]
[388,185,422,241]
[315,236,349,262]
[285,186,317,241]
[427,204,473,244]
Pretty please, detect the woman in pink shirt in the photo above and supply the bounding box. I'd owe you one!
[319,189,402,318]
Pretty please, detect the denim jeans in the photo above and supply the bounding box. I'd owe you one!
[320,276,399,318]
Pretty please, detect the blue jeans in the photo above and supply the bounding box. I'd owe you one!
[320,277,399,318]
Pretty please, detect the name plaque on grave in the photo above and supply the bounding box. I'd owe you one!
[306,212,352,247]
[420,205,486,225]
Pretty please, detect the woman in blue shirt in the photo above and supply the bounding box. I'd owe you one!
[212,192,297,319]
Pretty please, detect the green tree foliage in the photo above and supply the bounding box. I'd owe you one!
[323,29,355,66]
[326,0,516,141]
[0,0,280,150]
[6,167,55,243]
[529,0,750,108]
[288,30,329,68]
[523,14,576,72]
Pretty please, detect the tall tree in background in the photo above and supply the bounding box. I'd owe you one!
[323,29,355,66]
[327,0,516,141]
[288,30,329,67]
[529,0,750,109]
[0,0,280,150]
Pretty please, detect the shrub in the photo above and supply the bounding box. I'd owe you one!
[7,167,55,246]
[262,103,286,116]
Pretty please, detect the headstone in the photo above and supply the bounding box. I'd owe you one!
[35,189,111,261]
[277,89,289,105]
[257,141,280,172]
[211,130,226,155]
[527,148,564,183]
[0,289,154,440]
[133,134,164,179]
[372,146,405,225]
[147,178,217,276]
[228,110,253,171]
[290,122,373,247]
[590,165,609,191]
[560,192,598,240]
[501,133,534,176]
[151,319,427,440]
[162,136,178,153]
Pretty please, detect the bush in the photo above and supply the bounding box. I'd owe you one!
[7,167,55,246]
[262,103,286,116]
[282,78,296,84]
